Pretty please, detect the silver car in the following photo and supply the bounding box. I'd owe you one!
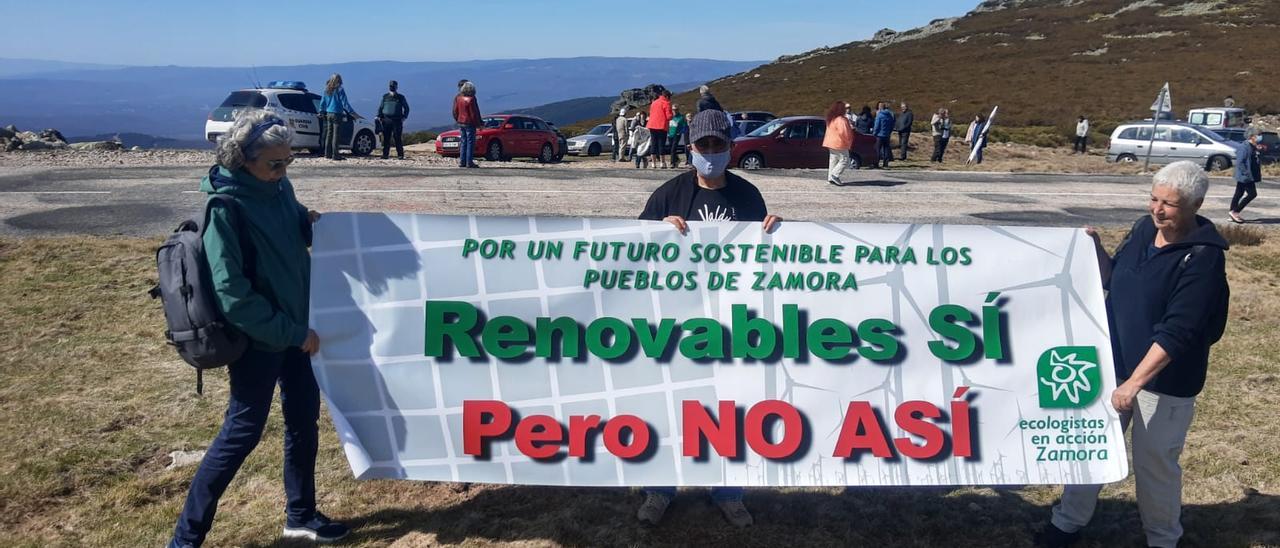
[1107,121,1236,171]
[567,124,615,156]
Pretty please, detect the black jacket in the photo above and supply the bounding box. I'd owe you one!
[697,93,724,113]
[1107,215,1229,397]
[895,109,914,133]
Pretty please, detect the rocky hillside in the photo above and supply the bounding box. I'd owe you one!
[664,0,1278,140]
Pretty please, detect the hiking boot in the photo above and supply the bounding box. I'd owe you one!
[716,499,754,528]
[636,492,671,525]
[1033,523,1079,548]
[282,512,351,543]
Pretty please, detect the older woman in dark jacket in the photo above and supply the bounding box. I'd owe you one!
[168,111,349,548]
[1039,161,1230,548]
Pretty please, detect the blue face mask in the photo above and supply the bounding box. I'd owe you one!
[690,150,731,178]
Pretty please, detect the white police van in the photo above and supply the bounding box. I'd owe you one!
[204,81,379,156]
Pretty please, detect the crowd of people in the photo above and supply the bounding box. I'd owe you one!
[165,76,1251,547]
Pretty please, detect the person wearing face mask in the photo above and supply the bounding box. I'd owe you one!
[168,111,346,547]
[634,110,779,529]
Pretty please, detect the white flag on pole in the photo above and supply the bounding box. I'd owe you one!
[1150,82,1172,113]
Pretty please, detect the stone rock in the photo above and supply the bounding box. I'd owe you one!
[4,139,20,152]
[167,450,206,470]
[19,139,67,151]
[0,125,14,139]
[38,129,67,144]
[130,146,144,152]
[609,84,667,116]
[69,140,124,152]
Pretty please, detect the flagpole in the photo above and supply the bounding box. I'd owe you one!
[1143,85,1167,171]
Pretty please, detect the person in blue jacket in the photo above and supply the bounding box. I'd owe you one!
[1039,160,1230,548]
[871,101,896,168]
[1228,129,1263,223]
[318,73,360,160]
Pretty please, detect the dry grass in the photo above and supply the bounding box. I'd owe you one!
[1,233,1278,547]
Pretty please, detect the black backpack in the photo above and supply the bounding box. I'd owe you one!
[149,194,254,394]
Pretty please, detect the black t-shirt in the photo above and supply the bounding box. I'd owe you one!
[638,171,767,222]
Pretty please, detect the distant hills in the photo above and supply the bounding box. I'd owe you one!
[0,57,762,145]
[644,0,1279,140]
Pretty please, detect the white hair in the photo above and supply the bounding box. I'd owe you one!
[460,81,476,96]
[1153,161,1209,204]
[699,85,710,95]
[215,109,294,171]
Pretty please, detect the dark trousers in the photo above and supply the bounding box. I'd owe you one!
[876,136,892,167]
[1231,182,1258,213]
[669,132,685,166]
[931,135,950,162]
[172,347,320,546]
[1074,136,1088,153]
[322,113,342,158]
[971,142,986,164]
[649,129,667,163]
[897,131,911,160]
[380,117,404,158]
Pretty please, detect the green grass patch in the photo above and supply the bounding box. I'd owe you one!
[1,233,1278,547]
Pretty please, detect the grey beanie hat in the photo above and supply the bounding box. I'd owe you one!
[689,109,732,144]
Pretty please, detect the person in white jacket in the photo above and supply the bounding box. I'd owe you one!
[1075,116,1090,154]
[614,107,629,162]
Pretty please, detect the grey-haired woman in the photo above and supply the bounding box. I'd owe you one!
[169,110,348,547]
[1040,161,1230,548]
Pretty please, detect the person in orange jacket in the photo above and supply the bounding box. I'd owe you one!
[646,87,674,169]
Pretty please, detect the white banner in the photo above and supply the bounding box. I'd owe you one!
[308,213,1128,487]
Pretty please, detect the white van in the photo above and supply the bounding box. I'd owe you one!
[204,81,378,156]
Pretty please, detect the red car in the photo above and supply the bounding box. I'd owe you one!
[436,114,562,163]
[730,116,879,170]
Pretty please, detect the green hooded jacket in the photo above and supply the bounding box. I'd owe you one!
[200,165,312,352]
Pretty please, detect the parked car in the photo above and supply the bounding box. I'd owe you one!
[1259,131,1280,164]
[734,120,767,137]
[435,114,562,163]
[1106,121,1237,171]
[730,116,878,170]
[205,81,379,156]
[567,124,614,156]
[544,121,568,162]
[731,111,777,123]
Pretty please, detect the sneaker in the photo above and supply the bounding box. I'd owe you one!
[1229,210,1245,224]
[828,177,843,186]
[1033,523,1079,548]
[167,539,195,548]
[283,512,351,543]
[636,492,671,525]
[715,499,754,528]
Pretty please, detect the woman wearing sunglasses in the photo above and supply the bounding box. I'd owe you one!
[169,111,347,547]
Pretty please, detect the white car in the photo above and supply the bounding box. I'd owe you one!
[204,81,379,156]
[566,124,615,156]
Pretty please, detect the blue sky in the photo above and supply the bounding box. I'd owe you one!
[8,0,979,66]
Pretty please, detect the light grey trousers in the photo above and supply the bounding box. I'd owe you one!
[828,149,851,183]
[1051,389,1196,548]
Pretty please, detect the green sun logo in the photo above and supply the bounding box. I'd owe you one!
[1037,347,1102,408]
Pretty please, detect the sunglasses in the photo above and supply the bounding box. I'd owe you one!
[265,156,295,170]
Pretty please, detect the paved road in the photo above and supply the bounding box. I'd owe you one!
[0,164,1276,237]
